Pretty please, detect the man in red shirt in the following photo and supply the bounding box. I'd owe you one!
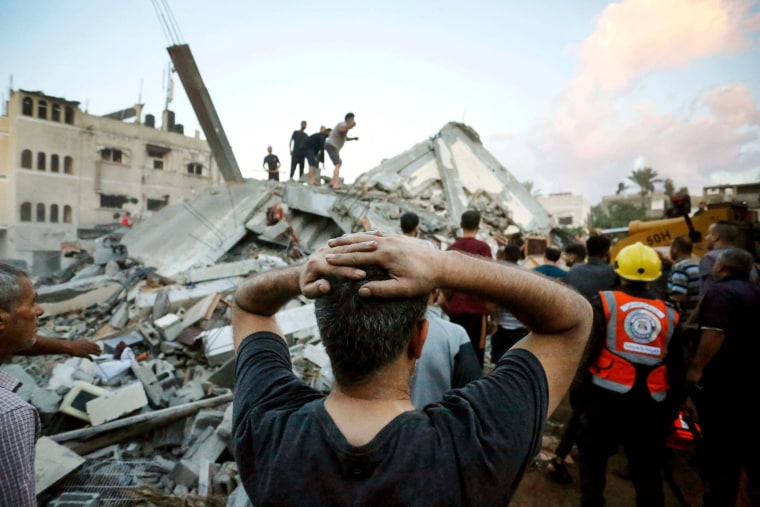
[443,210,493,368]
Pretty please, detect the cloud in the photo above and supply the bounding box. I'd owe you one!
[514,0,760,203]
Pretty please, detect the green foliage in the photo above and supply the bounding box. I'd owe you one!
[663,178,675,197]
[628,167,662,207]
[591,201,647,229]
[522,180,542,198]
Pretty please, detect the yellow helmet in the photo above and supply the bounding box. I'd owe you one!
[614,242,662,282]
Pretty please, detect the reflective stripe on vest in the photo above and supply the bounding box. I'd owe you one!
[590,291,678,401]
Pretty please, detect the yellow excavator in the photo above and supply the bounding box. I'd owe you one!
[607,195,760,263]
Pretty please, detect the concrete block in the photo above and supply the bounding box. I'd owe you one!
[130,361,168,407]
[100,330,144,354]
[155,313,183,341]
[86,382,148,426]
[138,321,162,347]
[35,437,86,495]
[108,301,129,329]
[202,326,234,366]
[59,381,110,422]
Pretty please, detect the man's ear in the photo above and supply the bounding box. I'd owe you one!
[409,319,429,360]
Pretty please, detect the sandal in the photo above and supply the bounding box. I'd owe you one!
[545,456,573,484]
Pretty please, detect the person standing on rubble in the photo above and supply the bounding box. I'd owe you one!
[289,120,308,181]
[443,210,492,368]
[306,126,331,186]
[687,247,760,506]
[263,146,281,182]
[0,262,45,506]
[325,112,358,189]
[231,232,592,506]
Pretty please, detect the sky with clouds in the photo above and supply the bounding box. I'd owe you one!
[2,0,759,204]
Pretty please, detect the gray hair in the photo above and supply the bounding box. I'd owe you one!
[716,248,754,279]
[0,263,27,311]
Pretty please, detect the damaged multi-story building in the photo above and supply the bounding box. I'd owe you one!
[0,89,222,275]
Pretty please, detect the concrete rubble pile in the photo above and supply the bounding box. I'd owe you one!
[7,122,560,506]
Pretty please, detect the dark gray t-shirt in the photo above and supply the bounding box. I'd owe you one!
[233,332,547,507]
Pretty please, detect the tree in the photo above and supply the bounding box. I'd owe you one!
[591,201,647,229]
[627,167,662,208]
[522,180,542,198]
[663,178,675,197]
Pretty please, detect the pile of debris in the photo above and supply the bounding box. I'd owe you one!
[8,122,568,506]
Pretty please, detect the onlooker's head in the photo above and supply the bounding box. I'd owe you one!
[0,263,43,360]
[714,247,754,280]
[301,120,307,130]
[563,242,587,267]
[400,212,420,237]
[586,235,611,259]
[544,245,562,263]
[267,145,273,154]
[460,210,481,232]
[315,266,427,386]
[498,245,522,264]
[345,113,356,128]
[706,222,739,250]
[670,236,693,260]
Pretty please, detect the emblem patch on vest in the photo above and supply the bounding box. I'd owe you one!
[623,308,662,343]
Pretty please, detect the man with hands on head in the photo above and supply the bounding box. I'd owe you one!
[231,232,592,507]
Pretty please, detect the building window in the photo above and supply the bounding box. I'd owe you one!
[20,202,32,222]
[187,162,203,176]
[65,106,75,124]
[63,205,72,223]
[52,104,61,122]
[50,204,59,223]
[51,154,60,172]
[37,152,46,171]
[36,203,46,222]
[64,156,73,174]
[38,100,48,120]
[99,194,129,209]
[559,217,573,226]
[21,149,32,169]
[101,148,123,164]
[147,196,169,211]
[22,97,33,116]
[153,159,164,170]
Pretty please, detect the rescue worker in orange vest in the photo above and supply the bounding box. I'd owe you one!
[573,242,687,507]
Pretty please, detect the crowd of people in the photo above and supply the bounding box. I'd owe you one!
[2,207,758,506]
[265,113,359,188]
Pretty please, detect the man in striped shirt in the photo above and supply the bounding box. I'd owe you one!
[668,236,700,324]
[0,263,44,506]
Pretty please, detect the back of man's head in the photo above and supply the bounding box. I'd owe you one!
[345,112,355,121]
[672,236,693,256]
[400,212,420,235]
[716,247,754,279]
[586,235,611,258]
[498,245,522,264]
[315,266,427,386]
[563,243,587,265]
[460,210,481,231]
[544,245,561,263]
[711,222,739,246]
[0,262,26,312]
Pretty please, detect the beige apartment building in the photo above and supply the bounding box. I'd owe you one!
[0,89,221,275]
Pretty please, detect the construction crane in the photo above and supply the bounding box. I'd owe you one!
[151,0,244,183]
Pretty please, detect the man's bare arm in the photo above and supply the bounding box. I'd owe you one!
[687,328,724,387]
[18,335,101,358]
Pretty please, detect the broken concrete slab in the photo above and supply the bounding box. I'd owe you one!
[86,381,149,426]
[34,436,86,495]
[137,277,241,317]
[179,258,263,285]
[154,313,184,341]
[121,181,274,278]
[37,275,124,317]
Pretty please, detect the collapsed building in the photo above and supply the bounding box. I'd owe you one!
[6,122,564,506]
